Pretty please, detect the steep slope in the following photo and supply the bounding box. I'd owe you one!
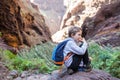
[33,0,66,35]
[0,0,51,50]
[82,1,120,46]
[52,0,120,46]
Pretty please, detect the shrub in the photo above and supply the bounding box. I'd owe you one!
[0,42,58,73]
[88,41,120,78]
[0,41,119,78]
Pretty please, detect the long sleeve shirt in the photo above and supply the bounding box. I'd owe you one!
[63,37,88,67]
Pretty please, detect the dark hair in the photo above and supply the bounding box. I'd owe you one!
[81,25,88,37]
[68,26,82,37]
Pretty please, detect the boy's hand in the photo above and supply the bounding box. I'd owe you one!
[78,37,83,42]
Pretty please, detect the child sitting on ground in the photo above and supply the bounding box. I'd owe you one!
[60,26,92,76]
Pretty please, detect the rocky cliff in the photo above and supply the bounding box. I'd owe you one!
[33,0,66,35]
[0,0,51,50]
[81,0,120,46]
[52,0,120,47]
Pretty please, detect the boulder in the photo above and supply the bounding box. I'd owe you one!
[14,69,120,80]
[0,0,51,51]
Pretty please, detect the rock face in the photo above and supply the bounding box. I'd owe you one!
[0,0,51,50]
[60,0,119,29]
[0,38,16,53]
[33,0,66,35]
[82,1,120,46]
[52,0,120,46]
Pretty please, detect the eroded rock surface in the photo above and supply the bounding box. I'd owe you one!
[82,1,120,46]
[0,0,51,50]
[12,69,120,80]
[52,0,120,46]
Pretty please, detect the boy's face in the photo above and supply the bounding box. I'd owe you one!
[72,30,82,42]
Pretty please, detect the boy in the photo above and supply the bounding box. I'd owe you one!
[62,26,91,75]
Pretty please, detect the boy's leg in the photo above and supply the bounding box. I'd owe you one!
[82,49,92,72]
[82,49,90,65]
[68,54,82,73]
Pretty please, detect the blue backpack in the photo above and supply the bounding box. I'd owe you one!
[52,40,69,66]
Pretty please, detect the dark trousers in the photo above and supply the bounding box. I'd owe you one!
[68,50,89,72]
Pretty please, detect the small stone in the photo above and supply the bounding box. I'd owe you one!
[9,70,18,78]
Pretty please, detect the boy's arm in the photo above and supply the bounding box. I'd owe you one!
[67,39,87,55]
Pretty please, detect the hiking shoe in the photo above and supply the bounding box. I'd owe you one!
[58,70,68,78]
[59,68,74,77]
[84,67,92,72]
[83,64,92,72]
[84,59,92,72]
[67,69,75,75]
[58,65,68,78]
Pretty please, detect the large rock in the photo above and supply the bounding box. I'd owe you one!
[0,38,16,53]
[52,0,120,47]
[13,69,120,80]
[82,1,120,46]
[0,0,51,50]
[33,0,66,35]
[60,0,119,29]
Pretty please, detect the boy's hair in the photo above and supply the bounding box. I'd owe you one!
[68,26,82,37]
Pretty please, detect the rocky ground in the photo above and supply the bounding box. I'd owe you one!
[0,65,119,80]
[0,62,8,80]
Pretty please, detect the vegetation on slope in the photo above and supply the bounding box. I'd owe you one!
[0,41,120,78]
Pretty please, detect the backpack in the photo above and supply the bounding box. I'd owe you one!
[52,40,70,66]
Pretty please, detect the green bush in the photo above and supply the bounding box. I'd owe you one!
[109,51,120,78]
[0,41,119,78]
[0,42,58,73]
[88,41,120,78]
[16,42,58,73]
[0,49,16,62]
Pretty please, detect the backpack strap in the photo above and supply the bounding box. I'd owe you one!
[57,52,72,67]
[59,52,73,73]
[64,52,73,61]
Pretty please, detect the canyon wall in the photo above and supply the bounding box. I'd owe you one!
[0,0,51,50]
[52,0,120,46]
